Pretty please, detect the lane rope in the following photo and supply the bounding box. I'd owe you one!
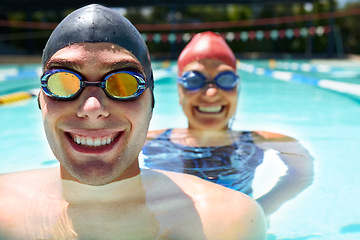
[239,61,360,97]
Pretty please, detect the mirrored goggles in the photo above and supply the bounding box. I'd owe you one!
[41,68,148,101]
[177,71,239,91]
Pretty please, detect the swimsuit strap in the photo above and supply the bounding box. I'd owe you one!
[157,129,254,146]
[227,131,255,147]
[156,129,173,140]
[239,131,255,143]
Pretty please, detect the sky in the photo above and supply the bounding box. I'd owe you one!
[337,0,360,8]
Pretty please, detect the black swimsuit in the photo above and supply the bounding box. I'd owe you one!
[140,129,264,195]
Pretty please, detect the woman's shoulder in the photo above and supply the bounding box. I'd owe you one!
[146,128,189,141]
[146,129,171,140]
[252,130,295,141]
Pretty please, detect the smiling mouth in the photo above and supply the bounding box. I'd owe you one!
[67,132,121,148]
[197,106,224,113]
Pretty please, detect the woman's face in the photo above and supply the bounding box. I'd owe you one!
[178,59,239,131]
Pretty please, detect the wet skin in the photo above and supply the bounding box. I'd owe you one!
[178,59,238,131]
[0,42,267,239]
[146,57,314,216]
[39,42,153,186]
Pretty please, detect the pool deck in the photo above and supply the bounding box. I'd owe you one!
[1,54,360,65]
[0,55,41,64]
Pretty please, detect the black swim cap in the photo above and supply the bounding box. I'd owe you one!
[42,4,154,93]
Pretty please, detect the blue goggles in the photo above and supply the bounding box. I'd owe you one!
[41,68,148,101]
[177,71,239,91]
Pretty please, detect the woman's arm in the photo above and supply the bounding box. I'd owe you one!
[253,131,314,216]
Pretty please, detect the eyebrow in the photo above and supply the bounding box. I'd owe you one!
[104,62,145,75]
[45,60,145,76]
[45,59,80,71]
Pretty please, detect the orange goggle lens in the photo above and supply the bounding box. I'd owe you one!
[47,71,81,97]
[105,72,139,98]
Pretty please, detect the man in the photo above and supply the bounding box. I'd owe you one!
[0,4,266,240]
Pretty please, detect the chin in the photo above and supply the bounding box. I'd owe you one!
[62,159,121,185]
[193,120,228,131]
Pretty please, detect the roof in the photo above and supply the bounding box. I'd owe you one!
[0,0,314,10]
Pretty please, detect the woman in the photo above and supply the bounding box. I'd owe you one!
[141,31,314,216]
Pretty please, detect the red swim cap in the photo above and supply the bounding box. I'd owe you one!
[177,31,236,75]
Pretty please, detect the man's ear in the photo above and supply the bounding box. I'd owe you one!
[37,91,42,110]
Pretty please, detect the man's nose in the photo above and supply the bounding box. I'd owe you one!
[76,87,110,120]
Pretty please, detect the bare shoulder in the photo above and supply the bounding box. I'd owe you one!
[146,129,168,140]
[0,167,60,205]
[0,167,60,200]
[0,167,59,187]
[157,170,267,240]
[146,128,188,140]
[0,168,60,231]
[253,130,295,142]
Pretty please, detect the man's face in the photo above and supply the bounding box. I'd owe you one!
[39,42,153,185]
[178,59,239,131]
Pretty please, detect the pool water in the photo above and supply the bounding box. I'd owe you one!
[1,60,360,240]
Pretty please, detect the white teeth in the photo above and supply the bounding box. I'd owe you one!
[94,139,101,147]
[86,138,93,146]
[198,106,222,113]
[72,135,115,147]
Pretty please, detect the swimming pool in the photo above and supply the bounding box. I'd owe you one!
[1,59,359,239]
